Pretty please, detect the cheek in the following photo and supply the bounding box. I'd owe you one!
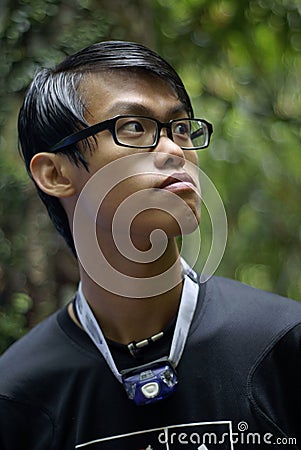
[96,176,144,229]
[185,150,199,166]
[184,153,200,192]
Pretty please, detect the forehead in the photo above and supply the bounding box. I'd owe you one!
[80,70,187,123]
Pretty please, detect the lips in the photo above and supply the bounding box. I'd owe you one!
[159,172,196,190]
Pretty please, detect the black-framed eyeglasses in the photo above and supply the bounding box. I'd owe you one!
[50,115,213,152]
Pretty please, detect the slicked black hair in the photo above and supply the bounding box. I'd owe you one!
[18,40,193,254]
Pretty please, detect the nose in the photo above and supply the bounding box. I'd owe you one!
[153,132,186,169]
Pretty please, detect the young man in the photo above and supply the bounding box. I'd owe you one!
[0,41,300,450]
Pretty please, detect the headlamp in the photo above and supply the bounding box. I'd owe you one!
[121,358,178,406]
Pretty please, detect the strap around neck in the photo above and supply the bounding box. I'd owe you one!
[75,258,199,383]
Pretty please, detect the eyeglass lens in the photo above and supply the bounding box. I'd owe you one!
[114,117,208,149]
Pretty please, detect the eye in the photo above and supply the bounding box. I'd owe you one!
[173,121,190,137]
[117,120,145,134]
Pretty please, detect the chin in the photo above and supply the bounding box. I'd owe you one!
[131,207,200,239]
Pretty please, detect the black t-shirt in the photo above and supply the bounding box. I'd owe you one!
[0,276,300,449]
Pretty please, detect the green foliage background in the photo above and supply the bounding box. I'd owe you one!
[1,0,301,352]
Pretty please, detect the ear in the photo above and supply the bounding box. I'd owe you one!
[30,152,77,198]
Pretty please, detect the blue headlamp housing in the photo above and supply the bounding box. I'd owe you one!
[121,358,178,406]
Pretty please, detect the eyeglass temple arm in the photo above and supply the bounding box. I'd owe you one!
[50,120,111,152]
[190,121,213,140]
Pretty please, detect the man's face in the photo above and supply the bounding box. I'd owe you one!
[71,70,201,244]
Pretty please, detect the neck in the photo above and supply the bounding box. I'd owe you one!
[77,234,182,345]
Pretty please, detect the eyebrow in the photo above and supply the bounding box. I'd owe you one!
[104,101,188,119]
